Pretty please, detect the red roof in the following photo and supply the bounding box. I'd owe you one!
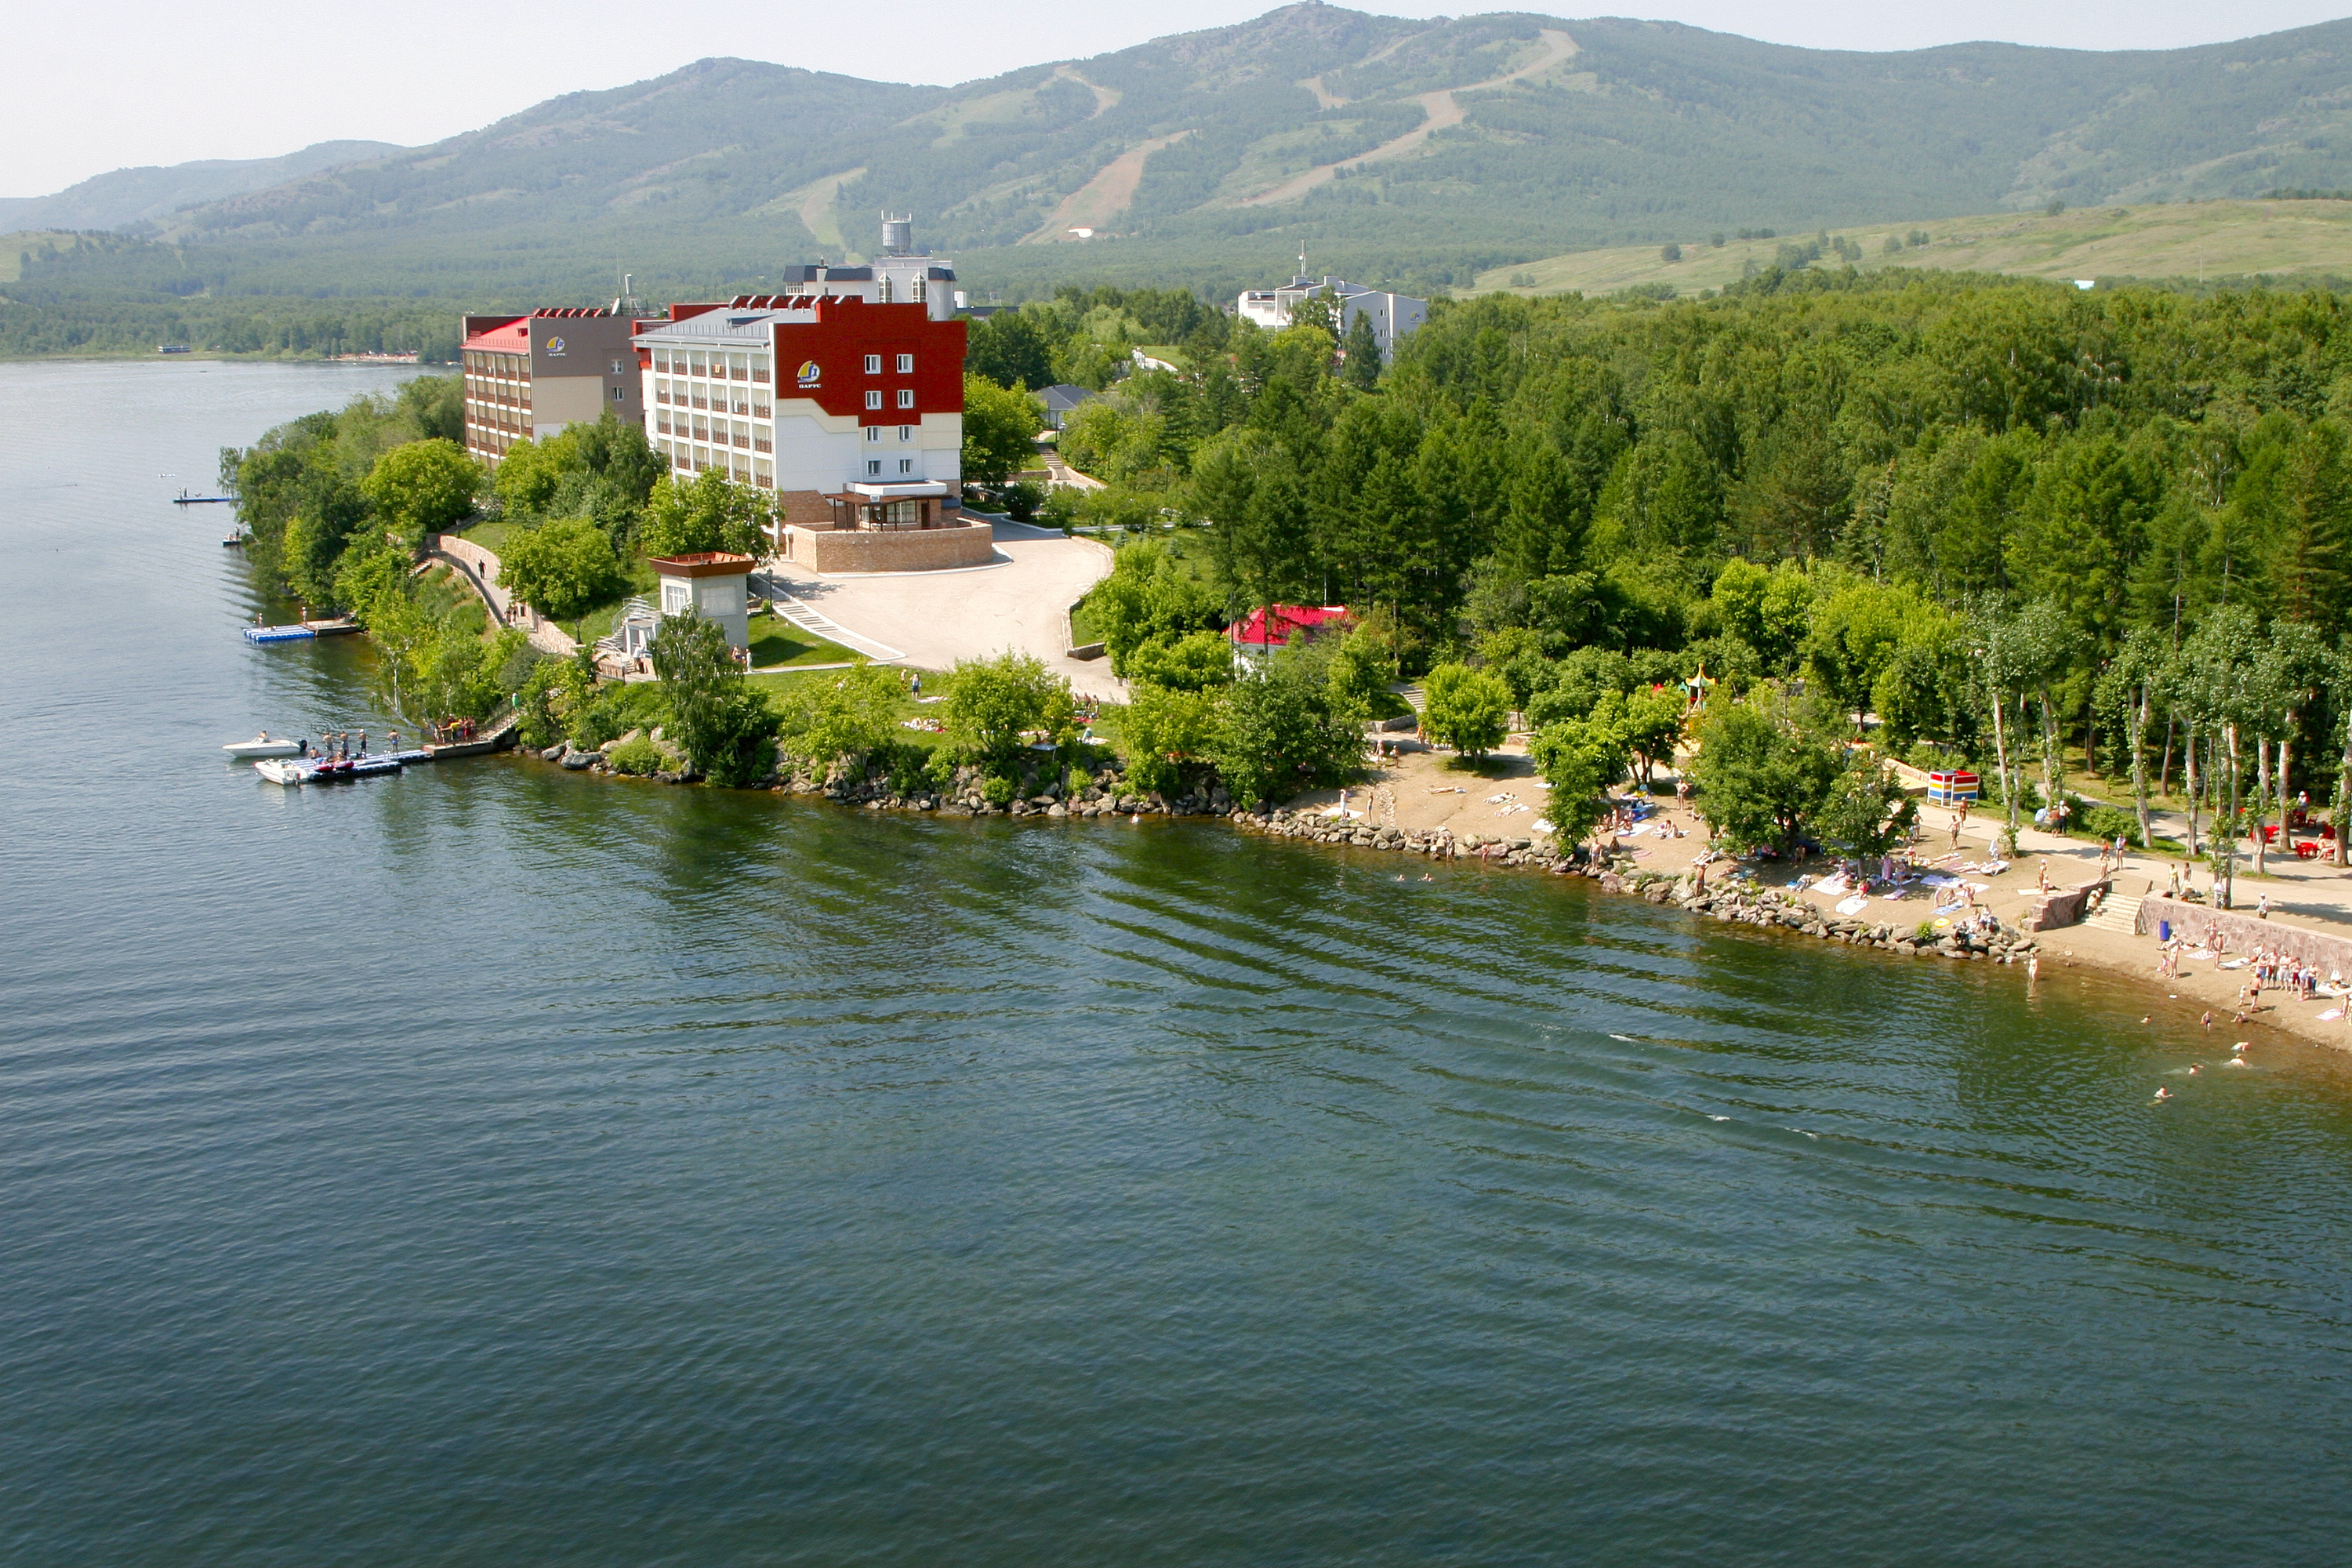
[461,317,531,354]
[1229,604,1351,649]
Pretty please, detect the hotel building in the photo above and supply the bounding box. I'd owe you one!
[458,307,645,466]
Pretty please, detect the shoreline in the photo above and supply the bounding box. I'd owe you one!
[521,738,2352,1062]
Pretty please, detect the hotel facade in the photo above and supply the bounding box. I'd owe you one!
[458,307,645,465]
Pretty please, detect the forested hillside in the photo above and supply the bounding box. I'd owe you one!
[20,5,2352,310]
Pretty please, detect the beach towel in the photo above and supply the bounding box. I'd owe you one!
[1532,819,1555,835]
[1835,895,1869,916]
[2321,1008,2347,1023]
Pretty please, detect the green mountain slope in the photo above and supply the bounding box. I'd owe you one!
[1472,199,2352,297]
[38,5,2352,302]
[0,142,402,234]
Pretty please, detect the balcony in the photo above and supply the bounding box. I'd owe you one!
[732,434,750,449]
[753,437,772,453]
[751,370,770,384]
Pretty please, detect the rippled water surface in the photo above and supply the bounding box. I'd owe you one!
[6,361,2352,1566]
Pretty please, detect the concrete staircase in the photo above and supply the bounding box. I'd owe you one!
[2086,891,2145,935]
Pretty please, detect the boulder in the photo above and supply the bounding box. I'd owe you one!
[559,748,595,770]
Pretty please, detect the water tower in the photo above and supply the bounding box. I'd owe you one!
[880,213,914,255]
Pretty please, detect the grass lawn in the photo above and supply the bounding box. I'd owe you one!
[745,614,859,670]
[458,517,523,556]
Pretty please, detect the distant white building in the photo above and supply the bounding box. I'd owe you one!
[1236,274,1428,358]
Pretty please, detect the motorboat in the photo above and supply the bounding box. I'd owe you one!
[253,748,429,786]
[223,734,304,759]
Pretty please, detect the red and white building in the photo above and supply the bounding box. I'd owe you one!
[459,306,644,465]
[633,294,967,529]
[1229,604,1352,663]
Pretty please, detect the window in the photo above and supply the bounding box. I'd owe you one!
[728,354,748,379]
[661,581,691,614]
[863,354,881,375]
[912,277,927,304]
[689,352,706,376]
[866,390,884,410]
[898,459,914,474]
[750,354,770,384]
[895,353,913,374]
[877,277,893,303]
[865,425,881,443]
[896,389,915,409]
[611,386,626,401]
[866,459,882,476]
[610,357,625,375]
[898,424,912,441]
[652,350,668,372]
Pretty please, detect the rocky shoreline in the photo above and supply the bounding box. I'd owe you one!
[534,741,2040,967]
[1236,804,2040,965]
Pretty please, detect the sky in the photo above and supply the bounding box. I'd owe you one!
[13,0,2350,198]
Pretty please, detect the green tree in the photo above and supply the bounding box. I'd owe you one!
[1815,758,1918,862]
[491,436,566,518]
[496,517,625,622]
[771,662,906,767]
[1124,630,1235,692]
[361,437,480,546]
[1530,715,1630,844]
[1211,652,1360,808]
[1326,621,1401,725]
[1689,699,1842,853]
[1421,662,1513,758]
[964,310,1055,390]
[640,470,767,558]
[648,610,776,786]
[962,373,1045,487]
[1606,684,1686,787]
[942,652,1075,771]
[1805,578,1915,732]
[1121,682,1225,797]
[1340,311,1382,392]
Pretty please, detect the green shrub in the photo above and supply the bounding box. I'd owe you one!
[1915,920,1938,943]
[608,733,662,775]
[982,772,1018,807]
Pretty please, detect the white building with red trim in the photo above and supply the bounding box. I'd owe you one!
[633,295,967,524]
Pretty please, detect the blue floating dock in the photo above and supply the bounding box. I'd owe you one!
[244,625,316,644]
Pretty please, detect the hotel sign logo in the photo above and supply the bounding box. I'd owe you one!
[546,336,567,356]
[797,359,822,388]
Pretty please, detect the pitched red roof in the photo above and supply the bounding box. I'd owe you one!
[1229,604,1351,649]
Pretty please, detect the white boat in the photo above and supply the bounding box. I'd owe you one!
[224,734,303,759]
[253,757,315,784]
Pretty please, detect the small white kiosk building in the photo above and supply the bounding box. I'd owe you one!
[648,552,755,652]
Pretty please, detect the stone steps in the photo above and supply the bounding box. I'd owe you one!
[2086,892,2144,935]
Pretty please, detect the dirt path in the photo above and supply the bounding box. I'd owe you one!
[1053,65,1119,118]
[1029,130,1193,241]
[1241,28,1577,207]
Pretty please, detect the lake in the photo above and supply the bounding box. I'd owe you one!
[4,359,2351,1566]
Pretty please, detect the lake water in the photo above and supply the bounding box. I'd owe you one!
[5,360,2352,1566]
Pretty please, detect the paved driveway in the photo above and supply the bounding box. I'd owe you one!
[759,518,1122,697]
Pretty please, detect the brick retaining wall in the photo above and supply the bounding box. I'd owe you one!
[783,522,996,574]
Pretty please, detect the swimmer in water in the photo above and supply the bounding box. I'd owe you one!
[2140,1016,2151,1025]
[2201,1011,2214,1030]
[2189,1065,2202,1076]
[2154,1086,2173,1100]
[1421,872,1433,882]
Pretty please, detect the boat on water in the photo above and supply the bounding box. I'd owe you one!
[243,619,360,644]
[223,734,304,759]
[253,749,430,786]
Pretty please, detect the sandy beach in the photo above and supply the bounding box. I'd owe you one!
[1284,735,2352,1060]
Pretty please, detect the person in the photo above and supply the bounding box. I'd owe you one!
[2189,1064,2201,1076]
[2027,953,2041,986]
[2256,893,2270,920]
[2169,864,2182,900]
[2201,1010,2214,1030]
[2155,1086,2173,1101]
[910,673,922,696]
[2038,859,2052,895]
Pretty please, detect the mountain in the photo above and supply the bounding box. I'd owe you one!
[0,141,404,234]
[1470,199,2352,297]
[43,7,2352,300]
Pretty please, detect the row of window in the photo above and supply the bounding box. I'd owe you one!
[867,390,917,410]
[863,354,915,375]
[654,437,924,484]
[648,348,769,381]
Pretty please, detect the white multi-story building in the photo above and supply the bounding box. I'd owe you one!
[633,292,967,530]
[1236,274,1428,358]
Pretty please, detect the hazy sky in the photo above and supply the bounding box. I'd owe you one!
[13,0,2349,198]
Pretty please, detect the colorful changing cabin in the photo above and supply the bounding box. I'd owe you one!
[1926,769,1980,806]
